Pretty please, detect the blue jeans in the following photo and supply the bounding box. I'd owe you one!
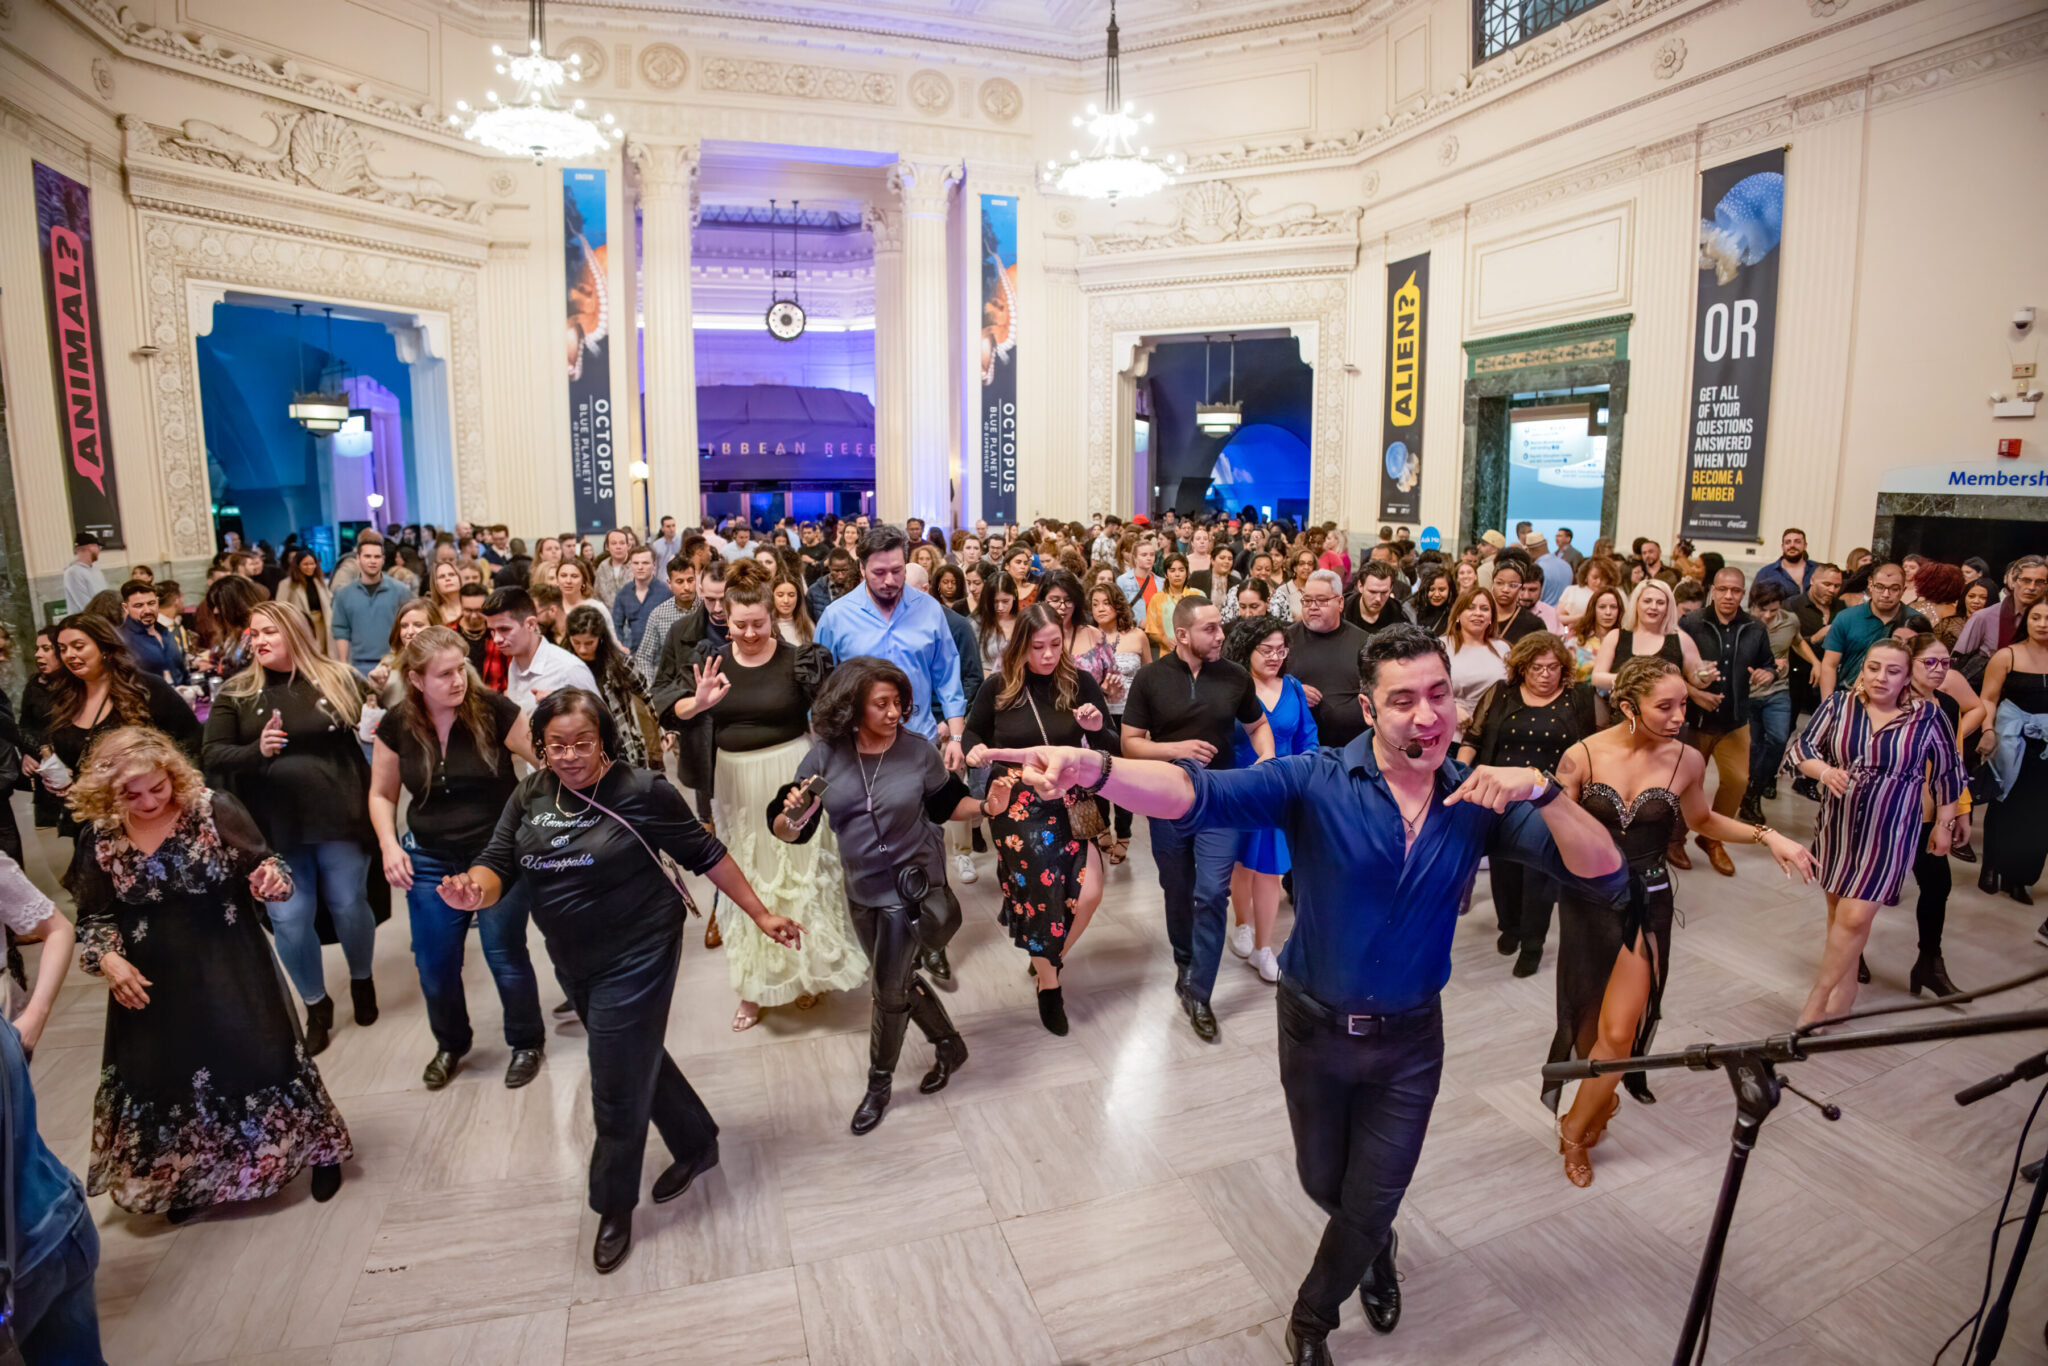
[14,1208,104,1364]
[271,841,377,1005]
[1148,819,1239,1003]
[404,837,545,1056]
[1277,984,1443,1340]
[1748,690,1793,798]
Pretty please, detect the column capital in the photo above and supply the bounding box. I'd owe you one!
[887,158,962,219]
[865,203,903,255]
[627,137,702,207]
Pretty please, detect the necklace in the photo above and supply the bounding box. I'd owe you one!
[855,743,888,818]
[551,759,612,818]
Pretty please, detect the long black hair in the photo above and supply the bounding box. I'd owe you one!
[563,605,645,702]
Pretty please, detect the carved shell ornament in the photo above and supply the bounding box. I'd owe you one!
[286,111,374,195]
[1177,179,1248,243]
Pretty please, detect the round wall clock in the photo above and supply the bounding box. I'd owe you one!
[766,300,807,341]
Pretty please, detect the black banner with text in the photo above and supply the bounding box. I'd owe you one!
[1682,148,1784,541]
[1379,252,1428,522]
[34,161,124,547]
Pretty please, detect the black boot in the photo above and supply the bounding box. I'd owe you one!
[2012,882,2036,907]
[593,1209,632,1273]
[1857,955,1871,984]
[851,1070,893,1135]
[922,1035,967,1094]
[350,977,379,1027]
[303,997,334,1056]
[1737,795,1765,826]
[1981,866,2002,895]
[923,946,953,982]
[1910,955,1960,999]
[1036,985,1069,1036]
[310,1163,342,1202]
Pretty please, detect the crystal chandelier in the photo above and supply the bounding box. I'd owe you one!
[1045,0,1180,201]
[447,0,622,164]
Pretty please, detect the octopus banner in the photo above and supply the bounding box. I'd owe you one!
[1683,149,1785,541]
[1379,252,1428,522]
[563,168,616,533]
[978,194,1019,526]
[33,161,124,548]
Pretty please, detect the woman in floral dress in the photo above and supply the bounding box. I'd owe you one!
[66,727,352,1222]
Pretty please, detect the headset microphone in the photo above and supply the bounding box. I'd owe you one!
[1402,738,1425,759]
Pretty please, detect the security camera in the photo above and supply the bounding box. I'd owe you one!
[2017,307,2037,335]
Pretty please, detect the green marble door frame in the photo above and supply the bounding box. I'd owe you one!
[1459,315,1632,550]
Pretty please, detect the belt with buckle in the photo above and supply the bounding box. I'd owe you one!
[1280,976,1437,1036]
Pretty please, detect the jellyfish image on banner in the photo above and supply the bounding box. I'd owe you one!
[1698,170,1784,285]
[1385,440,1419,494]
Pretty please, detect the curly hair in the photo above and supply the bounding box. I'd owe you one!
[1087,579,1137,633]
[1504,630,1573,688]
[1912,560,1965,608]
[1225,613,1288,668]
[810,656,914,745]
[66,725,207,827]
[1609,655,1681,725]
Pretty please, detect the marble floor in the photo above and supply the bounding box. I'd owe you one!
[11,785,2048,1366]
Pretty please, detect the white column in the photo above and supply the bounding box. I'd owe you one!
[629,138,702,528]
[1618,134,1703,549]
[867,204,905,520]
[888,158,961,527]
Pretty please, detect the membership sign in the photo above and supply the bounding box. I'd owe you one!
[1682,149,1785,541]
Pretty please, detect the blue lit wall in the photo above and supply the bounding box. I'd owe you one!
[1143,337,1312,519]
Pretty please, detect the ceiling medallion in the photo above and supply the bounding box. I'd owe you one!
[639,43,689,90]
[1043,0,1179,202]
[910,70,953,115]
[446,0,624,164]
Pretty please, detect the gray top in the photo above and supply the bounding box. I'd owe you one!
[795,731,958,905]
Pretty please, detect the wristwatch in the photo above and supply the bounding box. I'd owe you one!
[1529,771,1563,808]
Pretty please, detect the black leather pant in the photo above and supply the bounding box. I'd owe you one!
[849,884,961,1087]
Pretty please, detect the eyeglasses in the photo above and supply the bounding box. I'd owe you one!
[544,739,603,760]
[1254,642,1290,658]
[1300,594,1340,608]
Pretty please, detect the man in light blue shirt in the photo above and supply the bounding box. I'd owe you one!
[329,539,405,666]
[1526,534,1573,606]
[815,524,968,772]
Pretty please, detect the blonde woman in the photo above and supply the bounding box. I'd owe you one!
[364,598,436,708]
[1590,578,1710,694]
[69,727,351,1219]
[200,600,379,1054]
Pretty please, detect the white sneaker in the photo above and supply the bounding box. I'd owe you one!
[953,852,978,885]
[1230,923,1255,959]
[1252,946,1281,983]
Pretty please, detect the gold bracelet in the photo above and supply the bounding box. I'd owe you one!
[1752,823,1773,844]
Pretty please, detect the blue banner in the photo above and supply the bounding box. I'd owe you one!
[564,169,615,532]
[978,194,1018,525]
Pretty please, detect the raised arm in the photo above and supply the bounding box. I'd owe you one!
[1590,629,1622,691]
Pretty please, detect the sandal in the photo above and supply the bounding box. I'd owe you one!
[1559,1125,1594,1188]
[704,918,723,950]
[794,993,821,1011]
[1584,1093,1622,1148]
[1103,838,1128,866]
[731,1002,761,1032]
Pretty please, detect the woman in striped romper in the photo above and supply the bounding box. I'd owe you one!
[1788,637,1964,1024]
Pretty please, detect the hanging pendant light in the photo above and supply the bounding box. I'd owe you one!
[1044,0,1180,202]
[288,304,349,433]
[1197,334,1242,435]
[447,0,624,164]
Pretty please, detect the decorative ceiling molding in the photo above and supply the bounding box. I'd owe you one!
[1866,11,2048,105]
[1081,180,1360,257]
[639,43,690,89]
[978,78,1022,123]
[699,56,897,105]
[560,36,608,82]
[909,69,954,116]
[1652,36,1686,79]
[1466,148,1643,228]
[125,111,485,225]
[66,0,443,135]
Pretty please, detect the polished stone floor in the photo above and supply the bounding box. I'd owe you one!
[12,785,2048,1366]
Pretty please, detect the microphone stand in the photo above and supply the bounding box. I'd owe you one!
[1543,1006,2048,1366]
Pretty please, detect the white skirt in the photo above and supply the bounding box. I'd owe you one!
[709,736,869,1005]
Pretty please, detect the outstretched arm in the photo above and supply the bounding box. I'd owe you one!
[982,744,1196,820]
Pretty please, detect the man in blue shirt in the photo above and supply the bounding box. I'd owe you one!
[1752,526,1819,601]
[611,545,664,653]
[117,579,187,685]
[329,539,406,666]
[981,626,1627,1364]
[0,1001,104,1363]
[1526,533,1573,606]
[816,524,969,767]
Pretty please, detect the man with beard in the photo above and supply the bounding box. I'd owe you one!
[1785,561,1844,724]
[808,548,861,621]
[1288,570,1374,748]
[977,625,1626,1364]
[1754,527,1818,600]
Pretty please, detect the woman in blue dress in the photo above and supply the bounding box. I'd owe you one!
[1223,614,1318,983]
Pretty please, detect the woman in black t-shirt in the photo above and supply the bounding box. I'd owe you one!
[369,626,545,1092]
[442,688,800,1274]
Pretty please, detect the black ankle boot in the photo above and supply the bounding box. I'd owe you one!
[1623,1071,1657,1104]
[851,1072,892,1135]
[310,1163,342,1202]
[350,977,379,1027]
[921,1035,967,1094]
[1910,955,1960,999]
[1981,866,2002,895]
[2013,882,2036,907]
[303,997,334,1056]
[1036,985,1069,1036]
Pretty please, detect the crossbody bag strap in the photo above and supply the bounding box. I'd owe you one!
[560,777,702,919]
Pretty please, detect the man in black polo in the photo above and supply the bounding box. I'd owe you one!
[1287,569,1372,749]
[1679,567,1777,875]
[1124,596,1273,1041]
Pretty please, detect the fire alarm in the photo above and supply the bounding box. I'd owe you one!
[1999,439,2023,459]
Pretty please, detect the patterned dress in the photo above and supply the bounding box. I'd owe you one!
[71,790,352,1214]
[1788,690,1964,905]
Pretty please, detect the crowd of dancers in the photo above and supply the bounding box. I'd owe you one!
[4,509,2045,1365]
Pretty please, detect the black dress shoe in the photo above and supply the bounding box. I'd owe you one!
[310,1163,342,1203]
[1953,841,1977,864]
[1737,797,1764,826]
[1857,954,1871,984]
[1763,782,1778,801]
[2012,882,2036,907]
[1981,867,2002,895]
[422,1050,461,1090]
[851,1080,892,1136]
[1623,1071,1657,1104]
[1512,945,1542,978]
[350,977,379,1027]
[1182,994,1219,1043]
[921,1035,967,1094]
[923,947,953,982]
[504,1048,544,1089]
[1793,775,1822,802]
[593,1210,632,1273]
[652,1142,720,1204]
[1495,932,1519,956]
[1359,1230,1401,1333]
[302,998,333,1057]
[1037,986,1069,1036]
[1283,1324,1333,1366]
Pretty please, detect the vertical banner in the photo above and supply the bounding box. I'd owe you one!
[33,162,124,547]
[563,168,615,533]
[978,194,1019,526]
[1683,149,1785,541]
[1379,252,1428,522]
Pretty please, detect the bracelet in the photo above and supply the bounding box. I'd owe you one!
[1085,751,1114,794]
[1752,823,1775,844]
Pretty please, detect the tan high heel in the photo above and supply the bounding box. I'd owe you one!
[1559,1122,1594,1187]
